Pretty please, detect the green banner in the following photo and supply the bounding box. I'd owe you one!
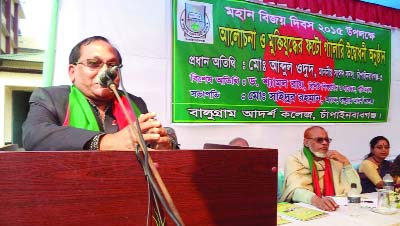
[172,0,391,123]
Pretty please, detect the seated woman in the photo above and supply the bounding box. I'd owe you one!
[358,136,392,193]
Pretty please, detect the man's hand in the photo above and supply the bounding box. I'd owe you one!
[98,124,159,151]
[98,112,171,151]
[311,195,339,211]
[148,127,172,150]
[326,150,350,166]
[139,113,171,150]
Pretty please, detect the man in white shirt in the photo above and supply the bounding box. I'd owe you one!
[279,126,361,211]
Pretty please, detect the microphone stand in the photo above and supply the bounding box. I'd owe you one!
[107,81,184,226]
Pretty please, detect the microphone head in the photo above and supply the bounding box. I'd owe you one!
[99,66,119,88]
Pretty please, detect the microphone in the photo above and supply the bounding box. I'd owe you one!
[99,66,119,88]
[109,72,184,225]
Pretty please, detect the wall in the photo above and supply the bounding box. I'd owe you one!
[53,0,400,167]
[0,73,42,146]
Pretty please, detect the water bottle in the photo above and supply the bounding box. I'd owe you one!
[383,173,394,191]
[347,183,361,216]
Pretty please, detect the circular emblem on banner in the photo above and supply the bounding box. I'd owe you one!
[180,9,210,39]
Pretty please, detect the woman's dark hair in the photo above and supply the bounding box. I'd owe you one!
[365,136,390,159]
[68,36,122,65]
[390,154,400,176]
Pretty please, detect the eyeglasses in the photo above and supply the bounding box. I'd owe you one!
[306,137,332,144]
[74,58,123,70]
[375,145,390,150]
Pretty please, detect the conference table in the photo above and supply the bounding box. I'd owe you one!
[281,192,400,226]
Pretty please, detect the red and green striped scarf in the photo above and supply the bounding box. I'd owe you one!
[63,86,141,131]
[303,146,335,197]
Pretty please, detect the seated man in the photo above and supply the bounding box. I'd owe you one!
[279,126,361,211]
[22,36,177,151]
[228,137,249,147]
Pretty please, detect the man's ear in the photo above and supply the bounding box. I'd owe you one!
[303,138,310,148]
[68,64,76,83]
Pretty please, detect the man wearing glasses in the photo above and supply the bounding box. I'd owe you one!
[23,36,176,151]
[279,126,361,211]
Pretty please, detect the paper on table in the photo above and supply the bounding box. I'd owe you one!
[277,215,292,225]
[331,196,348,206]
[331,195,377,208]
[278,202,327,221]
[361,200,377,208]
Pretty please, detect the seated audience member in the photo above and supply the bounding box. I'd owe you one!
[22,36,177,151]
[391,154,400,192]
[358,136,391,193]
[164,127,180,149]
[228,137,249,147]
[279,126,361,211]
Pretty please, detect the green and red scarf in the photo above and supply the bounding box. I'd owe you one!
[303,147,335,197]
[63,86,141,131]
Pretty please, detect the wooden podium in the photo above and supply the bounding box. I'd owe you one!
[0,149,277,226]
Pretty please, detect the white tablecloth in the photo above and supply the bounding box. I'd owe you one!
[282,192,400,226]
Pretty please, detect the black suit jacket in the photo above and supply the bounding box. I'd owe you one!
[22,85,149,151]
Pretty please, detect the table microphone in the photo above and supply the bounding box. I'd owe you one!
[99,66,119,88]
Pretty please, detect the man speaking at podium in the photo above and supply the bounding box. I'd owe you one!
[23,36,176,151]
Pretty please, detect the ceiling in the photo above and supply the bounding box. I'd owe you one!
[361,0,400,10]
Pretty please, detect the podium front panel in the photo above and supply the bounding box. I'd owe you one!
[0,149,277,226]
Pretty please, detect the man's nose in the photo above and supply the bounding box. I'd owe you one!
[100,63,109,70]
